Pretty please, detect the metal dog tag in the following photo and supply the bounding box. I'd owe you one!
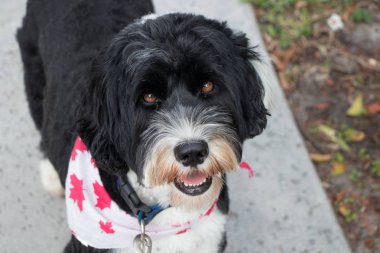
[133,234,152,253]
[133,220,152,253]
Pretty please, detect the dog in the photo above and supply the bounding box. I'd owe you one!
[17,0,268,252]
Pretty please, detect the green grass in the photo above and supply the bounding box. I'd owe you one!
[358,148,370,161]
[351,8,372,23]
[243,0,365,48]
[371,159,380,177]
[348,169,362,183]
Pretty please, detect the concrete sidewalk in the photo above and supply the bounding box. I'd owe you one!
[0,0,351,252]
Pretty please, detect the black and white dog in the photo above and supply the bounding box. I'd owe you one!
[17,0,268,252]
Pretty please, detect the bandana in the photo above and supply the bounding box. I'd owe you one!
[65,137,222,249]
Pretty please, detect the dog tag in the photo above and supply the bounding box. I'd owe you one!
[133,234,152,253]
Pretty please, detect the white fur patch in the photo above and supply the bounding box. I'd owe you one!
[139,13,161,24]
[117,170,227,253]
[118,211,226,253]
[39,159,64,197]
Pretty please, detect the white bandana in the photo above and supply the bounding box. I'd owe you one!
[65,137,223,249]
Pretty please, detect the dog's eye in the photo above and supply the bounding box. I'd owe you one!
[143,93,159,104]
[200,81,214,94]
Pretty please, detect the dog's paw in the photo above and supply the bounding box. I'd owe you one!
[39,159,64,197]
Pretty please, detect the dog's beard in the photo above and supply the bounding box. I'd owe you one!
[138,105,240,210]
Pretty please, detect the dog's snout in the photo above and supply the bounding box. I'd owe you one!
[174,141,209,167]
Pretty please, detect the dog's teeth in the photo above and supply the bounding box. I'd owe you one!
[182,179,208,188]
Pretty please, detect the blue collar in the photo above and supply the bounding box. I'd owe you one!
[116,174,168,225]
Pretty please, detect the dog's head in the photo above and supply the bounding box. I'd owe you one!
[78,13,268,209]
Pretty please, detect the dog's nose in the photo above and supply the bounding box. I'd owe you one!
[174,141,209,167]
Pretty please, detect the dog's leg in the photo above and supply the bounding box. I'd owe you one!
[64,236,112,253]
[17,4,64,198]
[16,3,46,131]
[39,159,64,197]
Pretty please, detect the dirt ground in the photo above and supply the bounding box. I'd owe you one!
[251,0,380,252]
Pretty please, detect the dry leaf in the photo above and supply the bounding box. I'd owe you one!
[347,94,367,117]
[367,103,380,116]
[350,131,366,142]
[318,124,337,142]
[326,78,335,86]
[331,161,347,176]
[335,192,345,202]
[279,72,290,91]
[338,204,351,217]
[342,3,357,22]
[337,137,350,151]
[310,153,332,163]
[313,102,330,110]
[271,54,286,71]
[365,239,375,249]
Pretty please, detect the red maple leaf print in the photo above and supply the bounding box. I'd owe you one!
[240,161,254,178]
[93,180,111,210]
[71,137,87,161]
[90,158,97,169]
[99,220,115,234]
[69,174,85,211]
[176,228,190,235]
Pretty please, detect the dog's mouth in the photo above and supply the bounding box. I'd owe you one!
[174,171,212,196]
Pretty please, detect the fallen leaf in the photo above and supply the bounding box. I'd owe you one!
[340,127,365,143]
[313,102,330,110]
[282,46,297,66]
[331,161,347,176]
[338,204,351,217]
[271,54,286,71]
[335,192,345,202]
[342,3,358,22]
[365,239,375,249]
[326,78,335,86]
[347,94,367,117]
[368,58,377,66]
[279,72,291,91]
[271,46,297,71]
[350,131,366,142]
[295,1,307,9]
[310,153,332,163]
[334,152,345,162]
[367,102,380,116]
[336,136,350,152]
[318,124,337,142]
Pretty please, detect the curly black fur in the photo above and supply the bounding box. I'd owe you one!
[78,13,268,175]
[17,0,268,251]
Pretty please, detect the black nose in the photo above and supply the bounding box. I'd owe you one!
[174,141,209,167]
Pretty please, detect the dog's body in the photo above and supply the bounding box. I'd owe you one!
[17,0,268,252]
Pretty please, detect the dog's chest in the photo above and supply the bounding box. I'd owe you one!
[117,209,226,253]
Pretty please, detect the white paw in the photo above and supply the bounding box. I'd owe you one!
[39,159,64,197]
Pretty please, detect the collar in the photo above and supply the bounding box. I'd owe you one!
[65,137,219,249]
[116,173,166,225]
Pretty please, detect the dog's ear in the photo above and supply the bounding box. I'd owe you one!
[229,32,269,139]
[76,46,129,174]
